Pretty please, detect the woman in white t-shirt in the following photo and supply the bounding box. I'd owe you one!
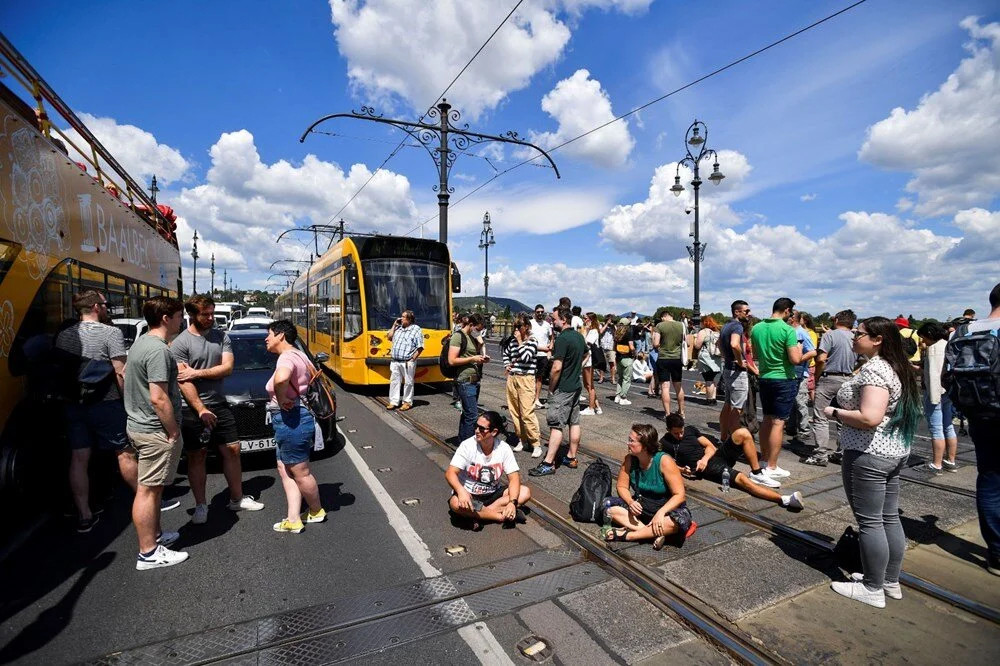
[446,411,531,530]
[580,313,602,416]
[265,320,325,533]
[824,317,922,608]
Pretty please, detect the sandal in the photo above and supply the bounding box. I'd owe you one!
[604,527,629,543]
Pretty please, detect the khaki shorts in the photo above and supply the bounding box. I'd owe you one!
[128,430,183,487]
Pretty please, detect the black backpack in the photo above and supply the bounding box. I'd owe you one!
[439,331,469,379]
[569,458,612,523]
[943,323,1000,417]
[53,347,115,405]
[900,329,919,358]
[302,367,336,421]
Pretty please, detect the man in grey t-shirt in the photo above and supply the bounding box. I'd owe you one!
[172,296,264,525]
[123,296,190,570]
[805,309,859,463]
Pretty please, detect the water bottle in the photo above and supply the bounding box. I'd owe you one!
[600,498,615,538]
[721,467,731,493]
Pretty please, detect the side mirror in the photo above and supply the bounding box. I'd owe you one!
[314,352,330,364]
[451,262,461,294]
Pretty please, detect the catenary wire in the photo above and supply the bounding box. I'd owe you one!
[311,0,526,247]
[402,0,869,236]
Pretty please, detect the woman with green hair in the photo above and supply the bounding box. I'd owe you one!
[824,316,922,608]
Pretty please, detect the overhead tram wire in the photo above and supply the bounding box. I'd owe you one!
[403,0,870,236]
[312,0,527,250]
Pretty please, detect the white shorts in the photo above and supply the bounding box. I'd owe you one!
[722,367,749,409]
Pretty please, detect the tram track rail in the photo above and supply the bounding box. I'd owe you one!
[372,394,786,665]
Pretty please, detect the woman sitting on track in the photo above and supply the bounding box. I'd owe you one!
[603,423,696,550]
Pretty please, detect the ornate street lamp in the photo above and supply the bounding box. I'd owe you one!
[478,212,495,316]
[191,230,199,295]
[671,119,725,327]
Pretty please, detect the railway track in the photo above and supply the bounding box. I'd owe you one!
[371,394,784,666]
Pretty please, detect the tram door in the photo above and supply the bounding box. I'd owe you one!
[330,272,342,362]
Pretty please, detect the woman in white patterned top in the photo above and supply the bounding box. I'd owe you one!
[824,316,922,608]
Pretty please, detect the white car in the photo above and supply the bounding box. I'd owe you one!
[228,316,273,331]
[112,318,148,350]
[246,307,269,317]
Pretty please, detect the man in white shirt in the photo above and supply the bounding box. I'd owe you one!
[446,411,530,529]
[530,304,553,412]
[386,309,423,411]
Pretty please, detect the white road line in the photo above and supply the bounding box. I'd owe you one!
[340,428,515,665]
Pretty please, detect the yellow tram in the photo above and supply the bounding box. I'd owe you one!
[0,35,183,496]
[274,236,460,386]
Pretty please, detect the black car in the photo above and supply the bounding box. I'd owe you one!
[225,329,337,453]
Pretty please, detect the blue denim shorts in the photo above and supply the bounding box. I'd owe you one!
[924,392,956,440]
[272,405,314,464]
[758,378,798,420]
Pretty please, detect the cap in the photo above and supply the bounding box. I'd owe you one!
[618,317,631,325]
[894,316,910,328]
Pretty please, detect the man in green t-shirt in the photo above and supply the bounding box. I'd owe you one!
[653,311,686,417]
[529,307,587,477]
[449,313,489,443]
[749,297,803,480]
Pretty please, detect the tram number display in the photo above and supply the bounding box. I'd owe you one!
[358,237,449,264]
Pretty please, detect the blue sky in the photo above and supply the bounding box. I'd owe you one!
[4,0,998,319]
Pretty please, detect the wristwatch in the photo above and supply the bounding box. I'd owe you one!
[832,409,842,423]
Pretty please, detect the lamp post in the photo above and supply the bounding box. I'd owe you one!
[191,230,199,296]
[478,211,495,316]
[210,253,215,295]
[670,119,725,328]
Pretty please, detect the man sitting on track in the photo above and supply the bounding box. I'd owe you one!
[660,414,805,512]
[446,411,531,530]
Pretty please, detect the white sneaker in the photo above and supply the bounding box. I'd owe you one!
[613,396,621,404]
[595,407,603,415]
[136,544,189,570]
[510,442,524,452]
[748,470,781,488]
[533,400,543,409]
[830,580,885,608]
[531,446,544,459]
[782,491,804,511]
[191,503,209,525]
[765,466,790,479]
[228,495,265,511]
[579,408,596,416]
[851,572,902,600]
[156,530,180,547]
[618,399,632,406]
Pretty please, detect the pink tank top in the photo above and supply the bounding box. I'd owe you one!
[266,349,312,409]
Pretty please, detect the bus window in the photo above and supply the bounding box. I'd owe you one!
[8,260,73,378]
[79,265,106,292]
[107,274,127,318]
[362,259,449,331]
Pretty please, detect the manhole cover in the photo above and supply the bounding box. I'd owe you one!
[516,636,553,662]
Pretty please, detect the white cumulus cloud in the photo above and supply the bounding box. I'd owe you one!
[800,193,817,202]
[528,69,634,168]
[859,17,1000,217]
[59,112,191,186]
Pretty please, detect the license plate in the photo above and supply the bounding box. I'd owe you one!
[240,437,275,452]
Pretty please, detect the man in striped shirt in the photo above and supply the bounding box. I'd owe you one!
[386,310,423,411]
[503,313,540,455]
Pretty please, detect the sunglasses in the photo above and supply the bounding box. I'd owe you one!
[474,424,492,433]
[853,331,869,340]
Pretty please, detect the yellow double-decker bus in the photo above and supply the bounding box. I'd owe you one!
[0,35,182,497]
[275,236,461,386]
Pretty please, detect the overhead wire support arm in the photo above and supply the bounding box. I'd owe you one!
[300,99,559,244]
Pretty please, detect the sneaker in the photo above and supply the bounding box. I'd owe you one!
[579,408,596,416]
[923,462,943,475]
[528,462,556,477]
[828,451,844,465]
[301,508,327,523]
[987,557,1000,577]
[533,400,544,409]
[830,580,885,608]
[764,466,790,479]
[156,530,180,547]
[851,573,902,600]
[229,495,265,511]
[561,456,578,469]
[191,503,209,525]
[783,491,804,511]
[942,459,960,472]
[613,395,621,404]
[399,403,412,411]
[531,446,544,459]
[510,441,524,452]
[452,401,462,410]
[76,514,101,534]
[136,544,189,570]
[802,454,829,467]
[748,470,781,488]
[273,518,305,533]
[386,403,398,410]
[595,407,603,415]
[161,498,181,512]
[618,398,632,406]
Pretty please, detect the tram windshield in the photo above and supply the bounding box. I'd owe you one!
[362,259,449,331]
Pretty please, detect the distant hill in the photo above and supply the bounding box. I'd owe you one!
[454,296,532,315]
